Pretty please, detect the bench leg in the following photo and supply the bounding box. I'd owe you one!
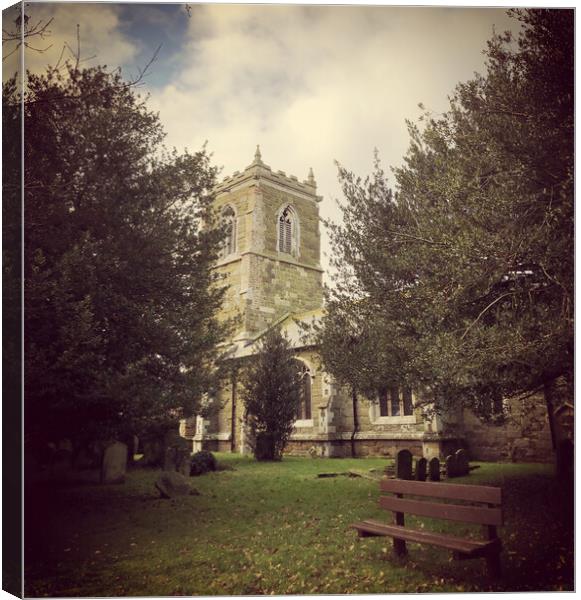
[393,507,407,556]
[393,538,407,557]
[482,520,501,578]
[486,552,501,578]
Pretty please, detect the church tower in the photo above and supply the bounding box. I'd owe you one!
[213,147,324,340]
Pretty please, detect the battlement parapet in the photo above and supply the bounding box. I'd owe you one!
[214,146,319,201]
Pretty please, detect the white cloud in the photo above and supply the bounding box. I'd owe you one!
[146,5,517,278]
[3,2,518,280]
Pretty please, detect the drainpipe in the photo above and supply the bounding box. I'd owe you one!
[351,387,359,458]
[230,368,237,453]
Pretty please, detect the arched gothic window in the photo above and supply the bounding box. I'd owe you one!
[221,205,236,257]
[293,359,312,420]
[278,205,298,255]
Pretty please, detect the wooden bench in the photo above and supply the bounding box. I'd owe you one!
[350,478,503,577]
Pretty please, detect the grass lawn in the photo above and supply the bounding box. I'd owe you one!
[25,455,573,596]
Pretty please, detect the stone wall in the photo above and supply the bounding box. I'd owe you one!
[284,438,424,458]
[259,183,321,266]
[460,395,553,462]
[244,253,323,333]
[190,375,554,463]
[213,161,323,340]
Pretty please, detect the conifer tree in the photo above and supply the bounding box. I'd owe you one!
[316,9,573,425]
[241,329,303,461]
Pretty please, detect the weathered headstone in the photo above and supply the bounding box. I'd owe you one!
[445,454,457,478]
[455,449,469,476]
[49,438,74,477]
[101,441,128,484]
[395,449,413,480]
[74,446,97,470]
[155,471,199,499]
[162,427,191,472]
[428,457,440,481]
[164,446,191,476]
[414,457,427,481]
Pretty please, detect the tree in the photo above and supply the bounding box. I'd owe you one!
[10,64,230,451]
[240,329,303,461]
[316,9,573,427]
[314,160,419,391]
[395,8,573,420]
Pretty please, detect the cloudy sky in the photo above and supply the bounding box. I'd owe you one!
[6,1,525,277]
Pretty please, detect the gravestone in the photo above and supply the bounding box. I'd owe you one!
[445,454,457,478]
[414,457,427,481]
[455,449,469,476]
[101,441,128,484]
[155,471,199,499]
[395,449,413,480]
[163,428,192,473]
[428,457,440,481]
[49,438,74,477]
[74,446,97,470]
[142,438,164,467]
[164,447,191,476]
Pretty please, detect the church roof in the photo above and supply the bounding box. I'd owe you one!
[222,308,324,360]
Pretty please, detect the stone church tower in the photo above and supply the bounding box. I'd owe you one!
[188,148,327,453]
[212,146,324,341]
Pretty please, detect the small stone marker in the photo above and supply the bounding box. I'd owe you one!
[155,471,199,499]
[395,449,413,480]
[74,446,96,470]
[445,454,457,478]
[163,446,191,476]
[101,441,128,484]
[455,449,469,476]
[428,457,440,481]
[414,457,427,481]
[142,438,164,467]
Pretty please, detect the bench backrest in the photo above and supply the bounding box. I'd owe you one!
[379,479,503,526]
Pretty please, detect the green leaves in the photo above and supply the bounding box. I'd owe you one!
[240,329,303,460]
[15,65,230,445]
[317,9,573,420]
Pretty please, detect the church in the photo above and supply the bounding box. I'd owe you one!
[183,149,557,463]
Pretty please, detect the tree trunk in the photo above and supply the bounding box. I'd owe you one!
[351,388,359,458]
[255,432,276,461]
[543,380,557,450]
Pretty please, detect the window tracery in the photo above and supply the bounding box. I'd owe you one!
[293,359,312,421]
[278,205,298,255]
[221,205,236,257]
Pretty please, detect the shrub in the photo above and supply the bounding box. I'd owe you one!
[189,450,217,476]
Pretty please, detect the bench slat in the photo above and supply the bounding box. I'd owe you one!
[379,495,503,526]
[350,520,500,557]
[380,479,501,505]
